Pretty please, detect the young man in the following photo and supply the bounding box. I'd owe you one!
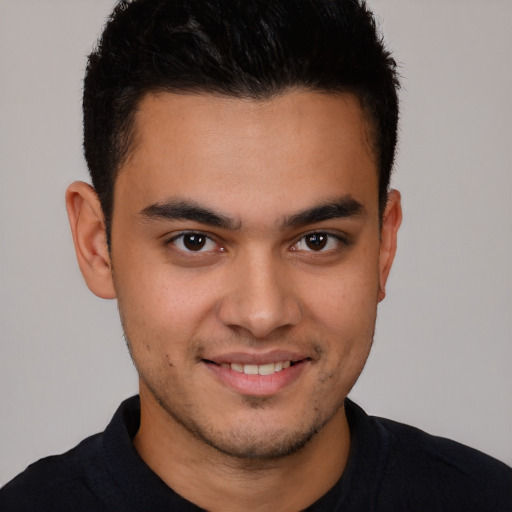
[1,0,510,510]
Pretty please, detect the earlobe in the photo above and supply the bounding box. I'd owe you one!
[378,189,402,302]
[65,181,116,299]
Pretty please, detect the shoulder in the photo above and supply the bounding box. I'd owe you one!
[0,433,106,512]
[374,416,512,511]
[0,396,142,512]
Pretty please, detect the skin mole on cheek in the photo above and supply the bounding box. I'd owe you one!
[165,353,174,367]
[318,371,335,384]
[313,345,324,357]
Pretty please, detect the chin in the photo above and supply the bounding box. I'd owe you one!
[203,423,322,460]
[164,396,343,462]
[139,358,349,462]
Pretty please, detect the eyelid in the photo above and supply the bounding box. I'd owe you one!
[291,230,349,252]
[166,230,223,254]
[164,229,349,257]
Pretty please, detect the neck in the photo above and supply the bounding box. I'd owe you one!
[134,389,351,512]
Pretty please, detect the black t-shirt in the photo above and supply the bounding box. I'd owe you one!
[1,396,511,511]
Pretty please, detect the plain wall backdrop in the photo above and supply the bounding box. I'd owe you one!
[1,0,511,485]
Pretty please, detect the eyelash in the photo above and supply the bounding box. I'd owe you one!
[291,232,347,253]
[167,231,221,254]
[166,230,348,255]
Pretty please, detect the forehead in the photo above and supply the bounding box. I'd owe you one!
[116,90,378,221]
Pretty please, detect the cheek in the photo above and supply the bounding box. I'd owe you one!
[114,262,223,354]
[303,261,380,332]
[299,254,380,380]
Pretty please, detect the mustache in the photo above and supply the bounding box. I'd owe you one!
[188,333,325,361]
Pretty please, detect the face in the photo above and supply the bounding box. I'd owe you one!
[108,91,398,459]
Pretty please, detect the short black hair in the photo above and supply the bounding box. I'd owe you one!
[83,0,400,242]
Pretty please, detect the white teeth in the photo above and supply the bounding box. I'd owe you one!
[244,364,259,375]
[227,361,292,375]
[258,363,274,375]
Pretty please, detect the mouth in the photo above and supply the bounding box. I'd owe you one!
[202,355,312,396]
[204,359,306,376]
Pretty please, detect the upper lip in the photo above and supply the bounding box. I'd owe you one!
[204,350,311,366]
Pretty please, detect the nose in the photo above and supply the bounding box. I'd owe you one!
[218,250,302,339]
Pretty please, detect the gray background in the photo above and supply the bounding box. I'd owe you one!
[1,0,511,485]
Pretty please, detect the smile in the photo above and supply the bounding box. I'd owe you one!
[221,361,292,375]
[203,357,310,396]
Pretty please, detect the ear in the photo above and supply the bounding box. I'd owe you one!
[65,181,116,299]
[378,189,402,302]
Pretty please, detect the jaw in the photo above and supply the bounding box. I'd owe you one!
[135,350,353,464]
[135,377,352,512]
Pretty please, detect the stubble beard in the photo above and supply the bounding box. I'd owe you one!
[139,368,345,462]
[124,332,349,463]
[118,296,374,464]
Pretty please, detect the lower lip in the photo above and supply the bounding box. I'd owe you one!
[204,361,309,396]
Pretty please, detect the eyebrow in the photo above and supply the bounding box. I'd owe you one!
[139,200,239,229]
[282,196,365,228]
[139,196,365,230]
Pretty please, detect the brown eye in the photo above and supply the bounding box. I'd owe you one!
[171,233,218,253]
[183,234,206,251]
[305,233,328,251]
[291,232,343,253]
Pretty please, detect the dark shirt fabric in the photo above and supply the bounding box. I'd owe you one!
[1,396,511,511]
